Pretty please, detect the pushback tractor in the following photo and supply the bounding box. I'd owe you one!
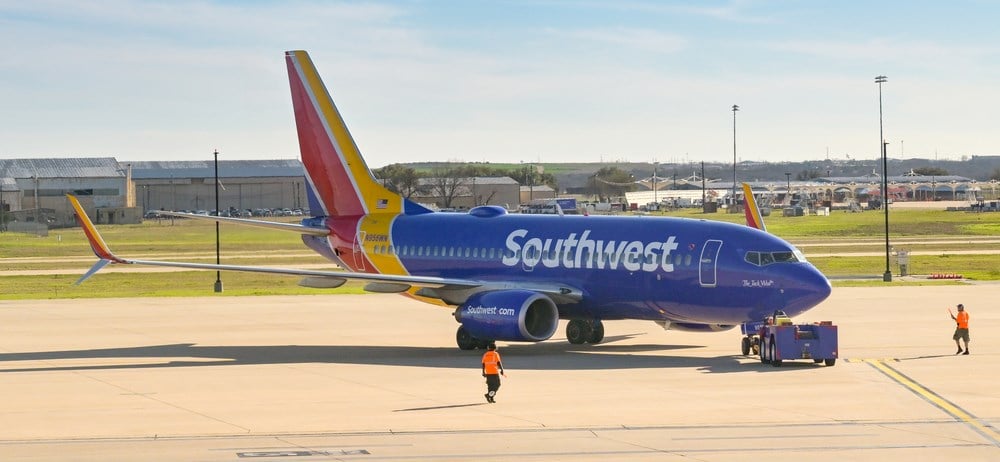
[741,310,838,367]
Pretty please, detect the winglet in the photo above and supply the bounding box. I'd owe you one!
[741,183,767,232]
[67,194,127,284]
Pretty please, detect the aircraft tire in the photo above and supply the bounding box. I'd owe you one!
[566,320,592,345]
[456,326,477,350]
[586,320,605,344]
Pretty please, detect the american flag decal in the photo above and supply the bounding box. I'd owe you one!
[376,198,388,209]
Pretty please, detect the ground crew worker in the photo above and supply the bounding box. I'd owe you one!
[481,343,504,403]
[950,303,970,355]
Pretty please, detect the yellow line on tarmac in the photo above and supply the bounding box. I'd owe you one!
[862,359,1000,446]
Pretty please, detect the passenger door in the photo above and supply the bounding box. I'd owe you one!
[699,240,723,287]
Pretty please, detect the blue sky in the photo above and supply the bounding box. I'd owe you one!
[1,1,998,167]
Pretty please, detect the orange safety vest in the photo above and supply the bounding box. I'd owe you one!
[482,351,502,375]
[956,311,969,329]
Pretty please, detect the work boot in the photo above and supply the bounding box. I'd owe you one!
[956,347,963,355]
[963,349,970,355]
[485,393,491,403]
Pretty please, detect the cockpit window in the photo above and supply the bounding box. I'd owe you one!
[745,250,801,267]
[772,251,796,263]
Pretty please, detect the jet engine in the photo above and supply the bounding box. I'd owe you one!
[455,290,559,342]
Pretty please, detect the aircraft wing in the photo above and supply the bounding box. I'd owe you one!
[156,211,330,236]
[68,195,582,304]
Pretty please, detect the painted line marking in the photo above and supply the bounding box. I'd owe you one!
[861,358,1000,447]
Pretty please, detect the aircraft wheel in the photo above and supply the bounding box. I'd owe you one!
[456,326,477,350]
[566,320,592,345]
[741,337,751,356]
[586,320,605,344]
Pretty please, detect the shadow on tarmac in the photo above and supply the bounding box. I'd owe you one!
[0,333,769,374]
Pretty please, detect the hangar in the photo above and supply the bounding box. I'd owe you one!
[0,158,135,230]
[128,159,307,215]
[0,158,309,230]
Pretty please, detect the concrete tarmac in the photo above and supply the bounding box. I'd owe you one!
[1,286,998,461]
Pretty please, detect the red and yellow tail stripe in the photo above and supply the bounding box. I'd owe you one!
[285,50,403,218]
[742,183,767,232]
[286,50,416,281]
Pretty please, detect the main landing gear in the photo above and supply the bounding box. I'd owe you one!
[456,326,491,350]
[566,319,605,345]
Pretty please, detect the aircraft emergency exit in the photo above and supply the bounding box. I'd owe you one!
[69,50,831,350]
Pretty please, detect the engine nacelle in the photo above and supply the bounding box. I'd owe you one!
[663,322,736,333]
[455,290,559,342]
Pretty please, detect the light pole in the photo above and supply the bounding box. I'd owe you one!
[653,161,659,206]
[213,149,223,293]
[785,172,791,204]
[732,105,739,210]
[0,160,7,232]
[876,75,891,282]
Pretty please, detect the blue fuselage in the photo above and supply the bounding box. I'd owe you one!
[334,210,831,326]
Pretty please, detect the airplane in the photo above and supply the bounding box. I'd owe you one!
[68,50,831,351]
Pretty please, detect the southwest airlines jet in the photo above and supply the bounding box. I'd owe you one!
[69,50,831,351]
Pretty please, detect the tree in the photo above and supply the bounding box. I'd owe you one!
[427,165,472,208]
[373,164,422,198]
[587,166,636,202]
[795,169,822,181]
[912,166,949,176]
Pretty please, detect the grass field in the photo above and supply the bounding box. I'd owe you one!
[1,209,997,299]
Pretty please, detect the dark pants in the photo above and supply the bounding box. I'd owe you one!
[485,374,501,396]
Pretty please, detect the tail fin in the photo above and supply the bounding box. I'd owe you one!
[285,50,430,217]
[741,183,767,232]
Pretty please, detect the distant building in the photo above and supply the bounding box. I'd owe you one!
[0,158,136,226]
[128,160,307,213]
[519,184,556,203]
[412,177,519,210]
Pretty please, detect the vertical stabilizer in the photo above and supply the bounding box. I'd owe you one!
[285,50,430,217]
[742,183,767,232]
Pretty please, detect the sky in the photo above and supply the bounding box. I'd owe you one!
[1,1,999,168]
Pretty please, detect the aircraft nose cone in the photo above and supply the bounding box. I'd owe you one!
[784,264,832,316]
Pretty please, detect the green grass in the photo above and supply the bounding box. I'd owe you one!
[662,208,1000,238]
[1,272,368,299]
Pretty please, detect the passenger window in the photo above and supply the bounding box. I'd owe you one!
[684,254,692,266]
